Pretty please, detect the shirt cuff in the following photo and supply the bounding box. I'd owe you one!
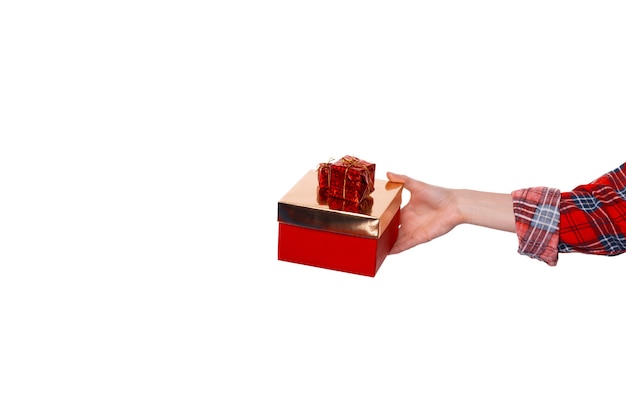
[511,187,561,266]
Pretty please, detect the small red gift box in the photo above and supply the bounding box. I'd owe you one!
[278,169,403,277]
[317,156,376,203]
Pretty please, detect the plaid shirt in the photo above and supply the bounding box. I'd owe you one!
[512,163,626,265]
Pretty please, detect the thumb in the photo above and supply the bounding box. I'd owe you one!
[386,172,408,183]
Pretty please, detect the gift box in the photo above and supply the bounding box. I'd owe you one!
[317,156,376,203]
[278,169,403,277]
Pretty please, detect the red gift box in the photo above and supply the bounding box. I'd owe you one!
[317,156,376,203]
[278,169,403,277]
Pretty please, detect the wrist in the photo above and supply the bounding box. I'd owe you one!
[455,189,516,232]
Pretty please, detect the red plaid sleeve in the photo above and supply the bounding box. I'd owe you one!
[512,187,561,266]
[559,163,626,256]
[512,163,626,266]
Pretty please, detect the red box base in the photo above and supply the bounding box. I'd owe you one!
[278,210,400,277]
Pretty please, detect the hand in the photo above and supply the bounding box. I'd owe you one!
[386,172,516,254]
[386,172,463,254]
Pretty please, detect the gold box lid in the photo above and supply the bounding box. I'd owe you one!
[278,170,403,238]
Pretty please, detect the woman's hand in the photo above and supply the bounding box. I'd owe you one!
[386,172,463,254]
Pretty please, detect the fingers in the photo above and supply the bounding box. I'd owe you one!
[389,226,420,254]
[389,238,409,254]
[386,171,430,255]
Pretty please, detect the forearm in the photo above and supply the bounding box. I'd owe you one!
[454,189,516,233]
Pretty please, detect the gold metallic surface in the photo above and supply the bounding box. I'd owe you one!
[278,170,403,238]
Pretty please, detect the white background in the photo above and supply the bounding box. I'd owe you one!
[2,1,626,417]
